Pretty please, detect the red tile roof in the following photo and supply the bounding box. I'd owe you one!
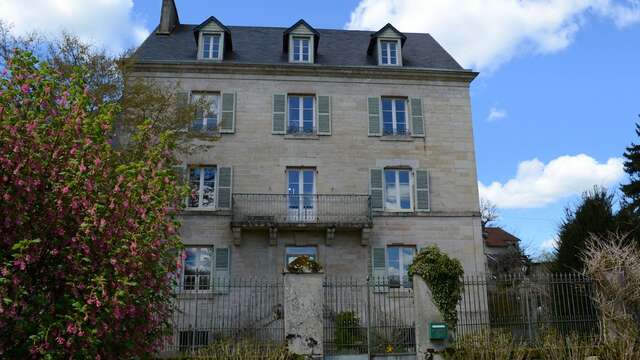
[484,227,520,247]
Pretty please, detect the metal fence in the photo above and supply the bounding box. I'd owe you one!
[323,277,416,357]
[163,278,284,355]
[232,194,371,226]
[456,273,600,343]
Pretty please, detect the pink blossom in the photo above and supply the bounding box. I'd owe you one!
[61,186,69,194]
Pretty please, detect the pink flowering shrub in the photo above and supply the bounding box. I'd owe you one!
[0,51,185,358]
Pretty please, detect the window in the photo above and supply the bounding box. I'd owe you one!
[381,98,408,136]
[188,166,216,208]
[291,36,311,63]
[288,95,315,134]
[380,40,399,65]
[384,169,412,211]
[286,246,317,264]
[179,330,209,351]
[190,93,220,132]
[387,246,416,288]
[182,247,212,291]
[287,168,316,222]
[202,34,221,59]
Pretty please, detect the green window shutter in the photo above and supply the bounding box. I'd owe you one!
[369,168,384,211]
[415,169,431,211]
[372,247,388,293]
[213,247,230,294]
[220,92,236,133]
[368,97,381,136]
[216,166,233,210]
[410,98,425,137]
[272,94,286,134]
[317,95,331,135]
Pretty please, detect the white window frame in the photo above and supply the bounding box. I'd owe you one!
[386,245,416,289]
[287,95,316,134]
[378,39,401,66]
[187,165,217,209]
[381,97,409,136]
[190,92,220,132]
[200,32,223,60]
[290,36,313,63]
[181,247,213,292]
[383,168,413,212]
[285,246,318,265]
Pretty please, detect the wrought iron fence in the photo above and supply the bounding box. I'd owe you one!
[323,277,416,357]
[232,194,371,226]
[456,273,600,343]
[162,278,284,355]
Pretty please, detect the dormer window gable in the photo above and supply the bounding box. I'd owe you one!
[283,19,320,64]
[367,23,406,67]
[194,16,233,61]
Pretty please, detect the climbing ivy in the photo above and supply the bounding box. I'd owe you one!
[408,245,464,327]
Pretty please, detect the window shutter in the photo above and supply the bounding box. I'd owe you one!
[369,168,384,211]
[415,169,431,211]
[317,95,331,135]
[213,247,230,294]
[220,92,236,133]
[368,97,381,136]
[410,98,425,137]
[272,94,286,134]
[371,247,388,293]
[216,166,233,210]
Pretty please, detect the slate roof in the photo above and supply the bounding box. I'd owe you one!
[133,24,465,71]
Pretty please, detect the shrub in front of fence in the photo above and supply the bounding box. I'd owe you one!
[177,339,303,360]
[334,311,366,353]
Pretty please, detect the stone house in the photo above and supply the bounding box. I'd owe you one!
[131,0,484,293]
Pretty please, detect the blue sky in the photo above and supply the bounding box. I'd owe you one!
[2,0,639,256]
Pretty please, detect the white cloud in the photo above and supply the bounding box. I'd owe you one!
[478,154,625,208]
[0,0,149,53]
[487,107,508,122]
[540,236,559,250]
[346,0,640,71]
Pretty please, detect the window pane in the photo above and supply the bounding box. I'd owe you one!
[287,246,317,264]
[210,35,220,58]
[201,167,216,208]
[399,170,411,209]
[188,168,201,208]
[184,248,197,275]
[288,170,300,209]
[382,98,393,111]
[389,42,397,64]
[387,247,400,275]
[381,44,388,63]
[382,110,393,134]
[203,36,211,58]
[288,96,300,129]
[385,170,397,210]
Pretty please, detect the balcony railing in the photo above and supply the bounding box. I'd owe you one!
[231,193,372,227]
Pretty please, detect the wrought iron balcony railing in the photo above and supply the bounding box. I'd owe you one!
[231,193,372,227]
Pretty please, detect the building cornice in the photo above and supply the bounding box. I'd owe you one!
[128,60,478,83]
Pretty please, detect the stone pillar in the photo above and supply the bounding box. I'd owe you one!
[414,275,448,360]
[284,273,324,358]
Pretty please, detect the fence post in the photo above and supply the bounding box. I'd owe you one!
[413,275,447,360]
[366,276,372,360]
[284,273,324,358]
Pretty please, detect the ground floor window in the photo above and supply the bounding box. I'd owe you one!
[387,246,416,288]
[286,246,317,264]
[182,247,212,291]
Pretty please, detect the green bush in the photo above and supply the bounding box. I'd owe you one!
[335,311,365,352]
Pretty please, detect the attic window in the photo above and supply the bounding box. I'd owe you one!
[291,36,311,63]
[202,33,222,60]
[379,39,400,66]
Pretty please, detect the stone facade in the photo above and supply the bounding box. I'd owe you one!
[131,67,485,278]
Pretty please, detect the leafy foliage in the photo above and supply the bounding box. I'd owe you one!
[408,245,464,327]
[621,121,640,215]
[0,50,185,358]
[553,187,617,273]
[334,311,365,352]
[286,256,323,274]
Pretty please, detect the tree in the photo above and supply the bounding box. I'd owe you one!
[621,120,640,214]
[0,50,184,357]
[553,187,617,273]
[480,198,498,229]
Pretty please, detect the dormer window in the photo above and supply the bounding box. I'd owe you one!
[291,36,311,63]
[284,19,319,64]
[368,23,406,67]
[379,40,399,66]
[202,34,222,60]
[193,16,232,61]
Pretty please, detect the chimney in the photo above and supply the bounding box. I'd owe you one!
[157,0,179,34]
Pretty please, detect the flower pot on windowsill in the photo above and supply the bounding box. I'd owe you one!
[286,255,323,274]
